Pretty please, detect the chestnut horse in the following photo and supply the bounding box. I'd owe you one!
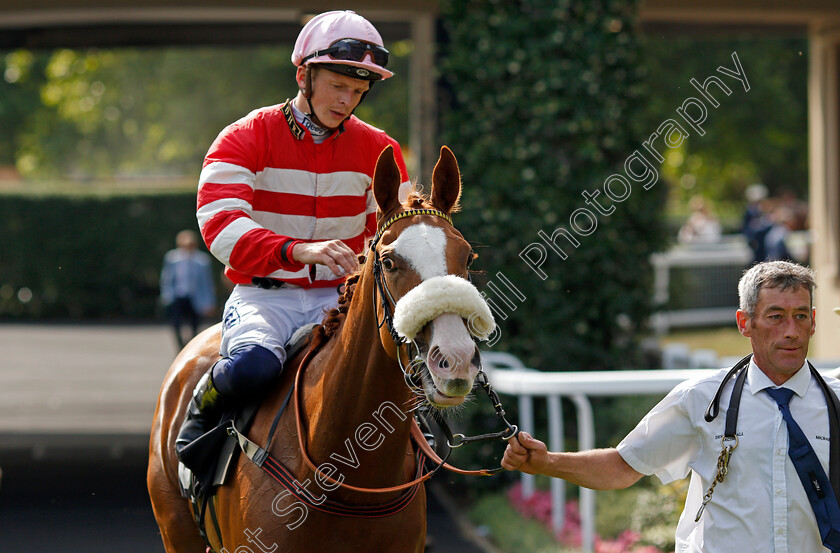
[147,145,496,552]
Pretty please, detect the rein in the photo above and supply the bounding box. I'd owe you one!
[292,338,453,493]
[368,208,518,471]
[287,329,516,497]
[234,207,517,514]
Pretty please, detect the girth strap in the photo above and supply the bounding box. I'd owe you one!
[229,422,424,518]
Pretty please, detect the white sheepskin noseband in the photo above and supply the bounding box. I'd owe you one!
[392,275,496,341]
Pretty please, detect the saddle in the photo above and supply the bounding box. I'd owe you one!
[177,324,318,524]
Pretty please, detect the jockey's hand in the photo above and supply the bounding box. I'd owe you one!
[501,431,550,475]
[292,240,359,277]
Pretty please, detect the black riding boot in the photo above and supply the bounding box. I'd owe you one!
[174,368,224,461]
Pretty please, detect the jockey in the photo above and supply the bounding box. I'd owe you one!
[176,10,410,459]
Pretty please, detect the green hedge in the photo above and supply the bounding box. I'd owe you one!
[440,0,668,371]
[0,192,223,320]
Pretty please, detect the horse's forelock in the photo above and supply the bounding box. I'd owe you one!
[321,193,466,342]
[403,182,461,214]
[403,182,429,209]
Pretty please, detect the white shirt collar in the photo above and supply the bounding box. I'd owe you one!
[746,357,811,398]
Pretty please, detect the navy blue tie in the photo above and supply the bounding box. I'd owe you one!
[766,387,840,552]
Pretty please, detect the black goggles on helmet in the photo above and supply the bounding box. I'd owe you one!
[302,38,389,67]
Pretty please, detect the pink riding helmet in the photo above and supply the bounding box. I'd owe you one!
[292,10,394,81]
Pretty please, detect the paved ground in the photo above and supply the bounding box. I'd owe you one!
[0,323,493,552]
[0,323,177,439]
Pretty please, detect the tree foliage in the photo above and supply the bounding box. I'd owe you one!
[440,0,668,370]
[1,44,409,179]
[640,34,808,211]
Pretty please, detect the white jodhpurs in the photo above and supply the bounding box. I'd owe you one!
[220,284,340,364]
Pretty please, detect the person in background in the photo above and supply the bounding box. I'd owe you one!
[677,195,722,244]
[742,183,771,263]
[763,203,796,262]
[503,260,840,553]
[778,188,809,232]
[160,229,216,349]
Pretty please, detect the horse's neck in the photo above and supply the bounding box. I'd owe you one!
[303,263,416,485]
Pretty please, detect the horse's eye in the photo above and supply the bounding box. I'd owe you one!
[381,257,397,272]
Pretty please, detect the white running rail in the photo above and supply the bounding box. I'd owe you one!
[483,352,840,552]
[482,352,713,553]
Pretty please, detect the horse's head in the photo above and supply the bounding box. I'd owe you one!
[370,145,495,409]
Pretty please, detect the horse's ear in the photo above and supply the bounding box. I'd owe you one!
[373,145,401,215]
[430,146,461,214]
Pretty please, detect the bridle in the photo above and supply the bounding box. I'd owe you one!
[367,208,518,464]
[299,208,520,490]
[228,205,519,517]
[231,207,519,511]
[369,208,452,379]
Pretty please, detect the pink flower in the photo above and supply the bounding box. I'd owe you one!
[506,484,665,553]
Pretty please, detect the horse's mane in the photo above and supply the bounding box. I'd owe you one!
[316,183,458,342]
[318,271,360,340]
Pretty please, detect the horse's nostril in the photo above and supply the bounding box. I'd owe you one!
[429,346,454,372]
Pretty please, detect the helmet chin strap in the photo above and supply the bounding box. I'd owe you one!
[302,66,332,129]
[301,65,374,130]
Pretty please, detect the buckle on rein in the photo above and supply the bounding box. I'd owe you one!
[406,345,518,476]
[469,369,519,443]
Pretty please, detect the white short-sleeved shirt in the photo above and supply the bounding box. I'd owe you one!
[617,359,840,553]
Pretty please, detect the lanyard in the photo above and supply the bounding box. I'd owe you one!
[698,354,840,520]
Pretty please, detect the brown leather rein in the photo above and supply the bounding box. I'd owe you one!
[286,208,517,494]
[221,208,508,502]
[292,332,499,496]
